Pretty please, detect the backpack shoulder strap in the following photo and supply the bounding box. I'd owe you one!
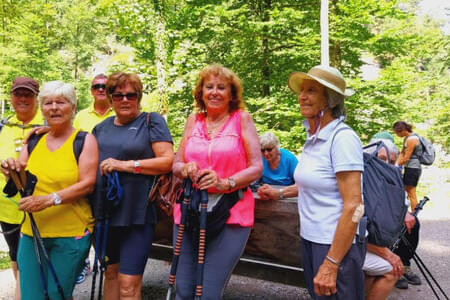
[0,116,11,133]
[329,125,353,164]
[73,131,88,163]
[27,133,45,155]
[146,112,150,127]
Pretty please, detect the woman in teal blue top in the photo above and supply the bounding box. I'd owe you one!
[257,132,298,200]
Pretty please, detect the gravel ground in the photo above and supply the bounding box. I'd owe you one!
[0,166,448,299]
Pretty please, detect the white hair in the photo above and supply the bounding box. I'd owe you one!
[259,132,280,150]
[38,81,77,106]
[366,138,399,159]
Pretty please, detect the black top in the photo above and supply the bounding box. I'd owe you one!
[92,112,173,226]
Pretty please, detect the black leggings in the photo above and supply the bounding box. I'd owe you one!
[393,216,420,267]
[0,221,20,261]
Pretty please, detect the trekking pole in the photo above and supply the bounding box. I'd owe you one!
[404,240,449,300]
[194,189,208,300]
[9,168,66,299]
[392,197,448,300]
[97,216,109,300]
[8,169,48,299]
[391,197,429,252]
[90,220,104,300]
[28,213,67,300]
[166,178,192,300]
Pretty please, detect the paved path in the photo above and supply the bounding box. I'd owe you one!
[0,166,448,299]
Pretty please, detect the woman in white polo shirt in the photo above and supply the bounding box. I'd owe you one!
[288,65,365,300]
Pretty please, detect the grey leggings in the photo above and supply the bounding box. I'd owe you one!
[173,225,251,300]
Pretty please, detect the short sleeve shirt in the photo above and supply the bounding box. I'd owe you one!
[92,112,172,226]
[73,103,115,133]
[261,149,298,186]
[294,117,363,244]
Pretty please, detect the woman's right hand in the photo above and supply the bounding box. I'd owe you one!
[1,157,24,178]
[181,162,200,181]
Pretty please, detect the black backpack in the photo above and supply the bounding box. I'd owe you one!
[331,128,407,247]
[27,131,88,162]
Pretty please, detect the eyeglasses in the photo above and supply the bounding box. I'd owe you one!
[111,92,138,102]
[261,147,274,153]
[91,84,106,90]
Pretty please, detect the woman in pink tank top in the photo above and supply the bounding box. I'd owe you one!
[172,64,262,299]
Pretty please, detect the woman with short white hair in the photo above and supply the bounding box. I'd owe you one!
[257,132,298,200]
[1,80,98,300]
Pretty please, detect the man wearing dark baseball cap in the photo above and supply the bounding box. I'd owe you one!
[10,77,40,95]
[0,76,44,299]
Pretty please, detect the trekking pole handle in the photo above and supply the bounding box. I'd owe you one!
[413,196,430,217]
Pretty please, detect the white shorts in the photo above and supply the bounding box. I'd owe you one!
[363,252,393,276]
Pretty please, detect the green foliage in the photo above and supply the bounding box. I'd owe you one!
[0,0,448,154]
[0,251,11,270]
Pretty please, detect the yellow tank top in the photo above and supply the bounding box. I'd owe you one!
[21,129,94,237]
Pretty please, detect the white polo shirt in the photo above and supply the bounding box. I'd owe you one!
[294,116,363,244]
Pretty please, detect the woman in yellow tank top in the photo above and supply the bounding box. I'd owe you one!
[1,81,98,300]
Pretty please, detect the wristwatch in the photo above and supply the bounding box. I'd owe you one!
[228,177,236,190]
[52,192,62,206]
[133,160,141,174]
[279,188,285,200]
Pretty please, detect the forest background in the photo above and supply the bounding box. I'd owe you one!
[0,0,449,161]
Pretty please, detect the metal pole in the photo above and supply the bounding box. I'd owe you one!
[321,0,329,66]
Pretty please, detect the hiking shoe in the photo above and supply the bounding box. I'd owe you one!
[76,259,90,284]
[395,277,409,289]
[404,269,422,285]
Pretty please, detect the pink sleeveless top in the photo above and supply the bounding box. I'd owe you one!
[173,110,254,227]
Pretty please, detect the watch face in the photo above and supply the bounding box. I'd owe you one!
[53,193,62,205]
[229,178,236,188]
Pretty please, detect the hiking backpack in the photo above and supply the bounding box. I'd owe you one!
[331,128,407,247]
[411,133,435,166]
[27,131,88,162]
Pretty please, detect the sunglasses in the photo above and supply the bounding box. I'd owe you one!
[261,147,274,153]
[111,92,138,102]
[91,84,106,90]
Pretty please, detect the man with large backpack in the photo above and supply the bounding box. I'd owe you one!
[363,133,421,297]
[0,77,44,300]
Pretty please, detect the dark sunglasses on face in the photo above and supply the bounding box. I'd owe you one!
[111,92,138,102]
[91,84,106,90]
[261,147,274,153]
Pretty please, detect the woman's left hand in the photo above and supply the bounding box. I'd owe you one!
[100,158,123,175]
[19,195,52,212]
[313,259,338,297]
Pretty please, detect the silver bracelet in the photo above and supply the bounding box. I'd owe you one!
[326,255,340,266]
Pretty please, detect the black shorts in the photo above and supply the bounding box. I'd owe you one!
[104,223,154,275]
[403,167,422,187]
[0,221,20,261]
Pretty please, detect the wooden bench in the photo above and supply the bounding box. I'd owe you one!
[150,191,305,286]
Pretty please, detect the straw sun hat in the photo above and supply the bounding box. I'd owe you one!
[288,65,354,97]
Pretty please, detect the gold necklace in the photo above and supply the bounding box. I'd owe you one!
[206,114,229,136]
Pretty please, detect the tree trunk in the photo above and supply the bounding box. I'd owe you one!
[261,0,271,97]
[329,0,341,68]
[154,1,168,118]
